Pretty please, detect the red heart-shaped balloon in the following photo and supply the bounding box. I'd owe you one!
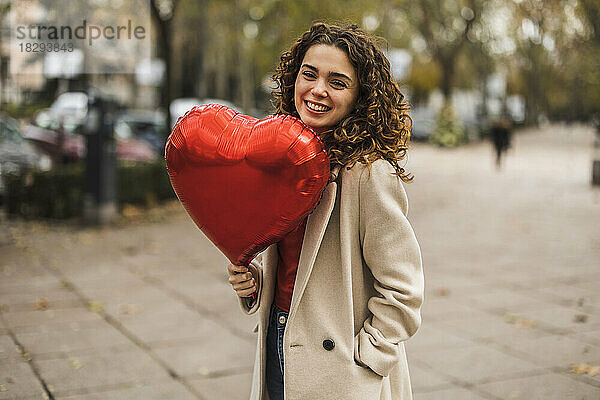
[165,104,330,266]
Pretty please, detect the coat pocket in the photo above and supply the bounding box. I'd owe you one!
[350,362,384,399]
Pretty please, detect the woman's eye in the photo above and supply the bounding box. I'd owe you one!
[302,71,316,79]
[331,80,347,88]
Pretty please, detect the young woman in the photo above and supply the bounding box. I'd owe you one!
[227,22,424,400]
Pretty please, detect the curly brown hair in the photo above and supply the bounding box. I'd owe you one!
[271,22,413,182]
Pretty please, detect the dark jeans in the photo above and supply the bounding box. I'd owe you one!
[266,303,288,400]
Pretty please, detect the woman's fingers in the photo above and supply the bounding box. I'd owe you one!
[232,278,255,291]
[228,272,253,285]
[237,286,257,297]
[227,263,248,275]
[226,263,256,297]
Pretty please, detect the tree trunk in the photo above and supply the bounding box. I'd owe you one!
[439,53,455,101]
[151,3,173,131]
[236,0,255,112]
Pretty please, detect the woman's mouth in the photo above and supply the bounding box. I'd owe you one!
[305,100,331,113]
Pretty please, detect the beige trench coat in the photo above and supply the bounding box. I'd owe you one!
[239,159,424,400]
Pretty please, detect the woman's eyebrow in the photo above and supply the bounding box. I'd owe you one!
[301,63,353,83]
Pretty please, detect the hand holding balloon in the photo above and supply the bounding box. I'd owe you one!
[227,263,258,298]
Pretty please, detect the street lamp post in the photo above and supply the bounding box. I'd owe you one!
[82,89,118,225]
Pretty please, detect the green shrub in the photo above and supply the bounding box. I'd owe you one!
[3,160,176,220]
[429,102,467,148]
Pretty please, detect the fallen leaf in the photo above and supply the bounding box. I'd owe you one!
[574,314,588,323]
[122,204,142,218]
[34,298,50,310]
[6,377,14,384]
[568,363,600,376]
[516,319,537,329]
[88,301,104,313]
[0,384,7,392]
[119,304,139,315]
[504,313,537,329]
[122,245,139,256]
[69,358,82,370]
[504,313,518,323]
[20,351,32,361]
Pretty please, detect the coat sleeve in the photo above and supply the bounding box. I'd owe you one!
[237,255,264,315]
[354,161,424,377]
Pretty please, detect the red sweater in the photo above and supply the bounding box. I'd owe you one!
[274,218,307,312]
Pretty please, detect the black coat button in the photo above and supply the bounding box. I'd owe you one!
[323,339,335,351]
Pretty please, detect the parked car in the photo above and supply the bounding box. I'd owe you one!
[169,97,242,128]
[410,106,436,142]
[114,109,167,156]
[0,114,52,196]
[34,91,89,133]
[22,124,84,164]
[24,121,157,164]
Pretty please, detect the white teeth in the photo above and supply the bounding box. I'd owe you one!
[306,101,330,112]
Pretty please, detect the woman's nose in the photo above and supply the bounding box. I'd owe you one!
[310,79,328,97]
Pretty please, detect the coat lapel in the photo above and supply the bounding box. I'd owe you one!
[288,180,338,318]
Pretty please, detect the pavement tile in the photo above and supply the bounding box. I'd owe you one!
[35,348,172,396]
[77,285,178,321]
[67,271,145,294]
[412,385,489,400]
[0,362,46,399]
[514,305,598,333]
[0,288,81,311]
[155,270,259,337]
[424,305,491,324]
[458,287,550,313]
[119,307,225,344]
[423,274,493,296]
[214,306,259,340]
[570,328,600,348]
[0,276,64,295]
[0,336,22,365]
[476,372,600,400]
[505,335,600,368]
[189,372,253,400]
[14,321,131,357]
[527,284,600,314]
[54,380,197,400]
[408,364,453,392]
[415,344,542,383]
[157,269,232,310]
[419,297,476,321]
[153,332,254,377]
[405,321,475,354]
[1,308,102,332]
[437,311,556,343]
[571,278,600,293]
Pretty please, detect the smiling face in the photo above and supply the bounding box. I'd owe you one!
[294,44,359,134]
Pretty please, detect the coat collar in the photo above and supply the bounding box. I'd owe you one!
[288,179,338,319]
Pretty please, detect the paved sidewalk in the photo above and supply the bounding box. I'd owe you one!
[1,123,599,399]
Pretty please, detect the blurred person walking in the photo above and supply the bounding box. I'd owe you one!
[490,116,513,169]
[227,23,423,400]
